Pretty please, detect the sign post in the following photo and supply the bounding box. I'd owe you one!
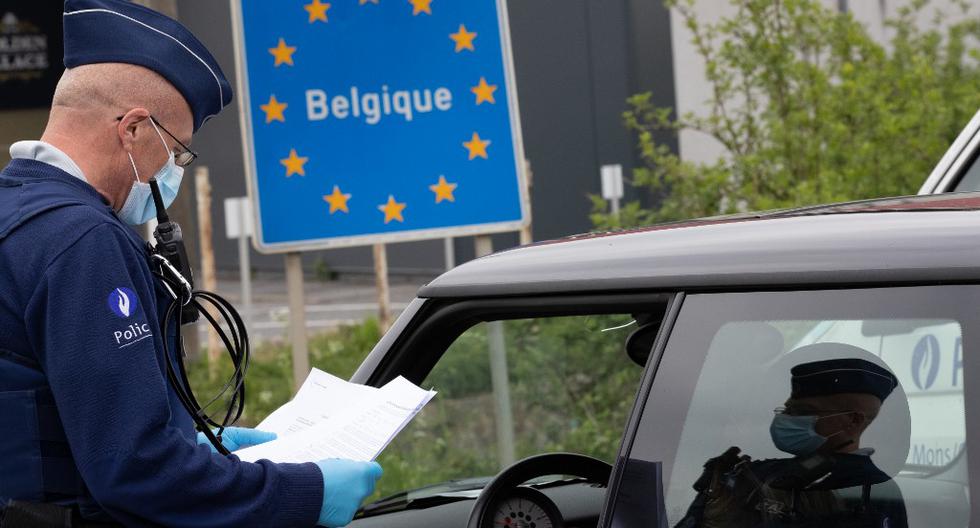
[373,244,392,331]
[194,167,220,379]
[223,196,254,330]
[284,252,309,392]
[601,164,624,218]
[520,159,533,245]
[475,235,515,468]
[443,237,455,271]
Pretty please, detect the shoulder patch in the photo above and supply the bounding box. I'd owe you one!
[108,287,139,318]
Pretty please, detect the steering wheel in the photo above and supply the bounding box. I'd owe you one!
[466,453,613,528]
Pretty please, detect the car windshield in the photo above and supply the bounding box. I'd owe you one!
[369,314,647,503]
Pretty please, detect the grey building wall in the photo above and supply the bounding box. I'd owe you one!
[175,0,677,275]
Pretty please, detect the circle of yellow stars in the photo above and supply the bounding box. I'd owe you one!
[256,0,502,225]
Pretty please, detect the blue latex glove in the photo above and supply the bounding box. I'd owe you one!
[316,459,383,527]
[196,427,277,453]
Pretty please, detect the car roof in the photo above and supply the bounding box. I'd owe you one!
[418,192,980,298]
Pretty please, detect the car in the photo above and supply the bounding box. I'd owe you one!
[342,191,980,527]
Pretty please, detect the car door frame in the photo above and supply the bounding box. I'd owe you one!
[596,292,686,527]
[919,108,980,194]
[350,291,675,389]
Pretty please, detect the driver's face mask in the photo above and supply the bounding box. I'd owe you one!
[117,118,184,225]
[769,411,852,456]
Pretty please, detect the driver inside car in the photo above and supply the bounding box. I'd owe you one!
[675,344,908,528]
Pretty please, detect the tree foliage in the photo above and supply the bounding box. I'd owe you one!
[593,0,980,228]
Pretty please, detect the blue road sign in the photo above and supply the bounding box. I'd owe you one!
[231,0,528,252]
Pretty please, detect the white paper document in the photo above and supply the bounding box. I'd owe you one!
[235,369,437,463]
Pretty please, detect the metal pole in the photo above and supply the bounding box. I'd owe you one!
[194,167,220,379]
[475,235,516,467]
[237,203,252,331]
[443,237,455,270]
[611,197,621,217]
[519,159,533,245]
[285,252,309,392]
[373,244,392,332]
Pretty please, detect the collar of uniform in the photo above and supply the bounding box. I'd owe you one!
[10,141,88,183]
[3,158,110,209]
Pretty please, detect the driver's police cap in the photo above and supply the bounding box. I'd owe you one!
[790,352,898,402]
[62,0,233,132]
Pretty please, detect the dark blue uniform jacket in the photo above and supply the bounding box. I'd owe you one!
[0,159,323,526]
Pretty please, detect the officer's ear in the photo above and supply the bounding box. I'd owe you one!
[847,411,869,432]
[116,108,151,152]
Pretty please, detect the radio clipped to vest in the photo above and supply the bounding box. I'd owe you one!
[148,181,197,324]
[146,178,249,456]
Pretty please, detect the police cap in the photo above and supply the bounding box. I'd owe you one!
[63,0,233,132]
[790,348,899,402]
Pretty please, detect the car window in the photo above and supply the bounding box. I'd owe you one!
[609,287,976,528]
[374,314,646,499]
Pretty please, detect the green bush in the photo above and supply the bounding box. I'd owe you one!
[187,319,382,428]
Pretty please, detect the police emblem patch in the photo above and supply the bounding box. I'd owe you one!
[107,287,138,318]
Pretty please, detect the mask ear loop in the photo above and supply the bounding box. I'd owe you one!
[816,411,858,451]
[128,118,171,185]
[127,152,142,183]
[147,118,174,160]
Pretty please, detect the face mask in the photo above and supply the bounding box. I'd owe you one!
[117,119,185,225]
[769,412,849,456]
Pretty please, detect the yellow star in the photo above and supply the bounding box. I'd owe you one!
[471,77,497,105]
[323,185,351,214]
[429,175,458,203]
[378,195,406,224]
[304,0,331,23]
[408,0,431,16]
[269,38,297,67]
[450,24,477,52]
[280,149,309,177]
[260,95,287,123]
[462,132,490,160]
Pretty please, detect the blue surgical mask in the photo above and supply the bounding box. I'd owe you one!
[117,119,185,225]
[769,413,848,456]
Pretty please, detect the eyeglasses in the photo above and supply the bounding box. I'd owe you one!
[773,406,855,417]
[115,114,198,167]
[150,116,198,167]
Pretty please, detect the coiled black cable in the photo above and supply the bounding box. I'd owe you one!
[155,269,250,456]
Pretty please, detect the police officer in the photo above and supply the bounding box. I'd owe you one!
[676,346,908,528]
[0,1,380,526]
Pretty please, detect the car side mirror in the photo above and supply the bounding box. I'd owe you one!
[626,320,662,366]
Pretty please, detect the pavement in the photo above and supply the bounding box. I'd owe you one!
[192,271,431,343]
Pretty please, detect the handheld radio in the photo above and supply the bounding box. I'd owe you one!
[149,179,198,323]
[147,178,249,455]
